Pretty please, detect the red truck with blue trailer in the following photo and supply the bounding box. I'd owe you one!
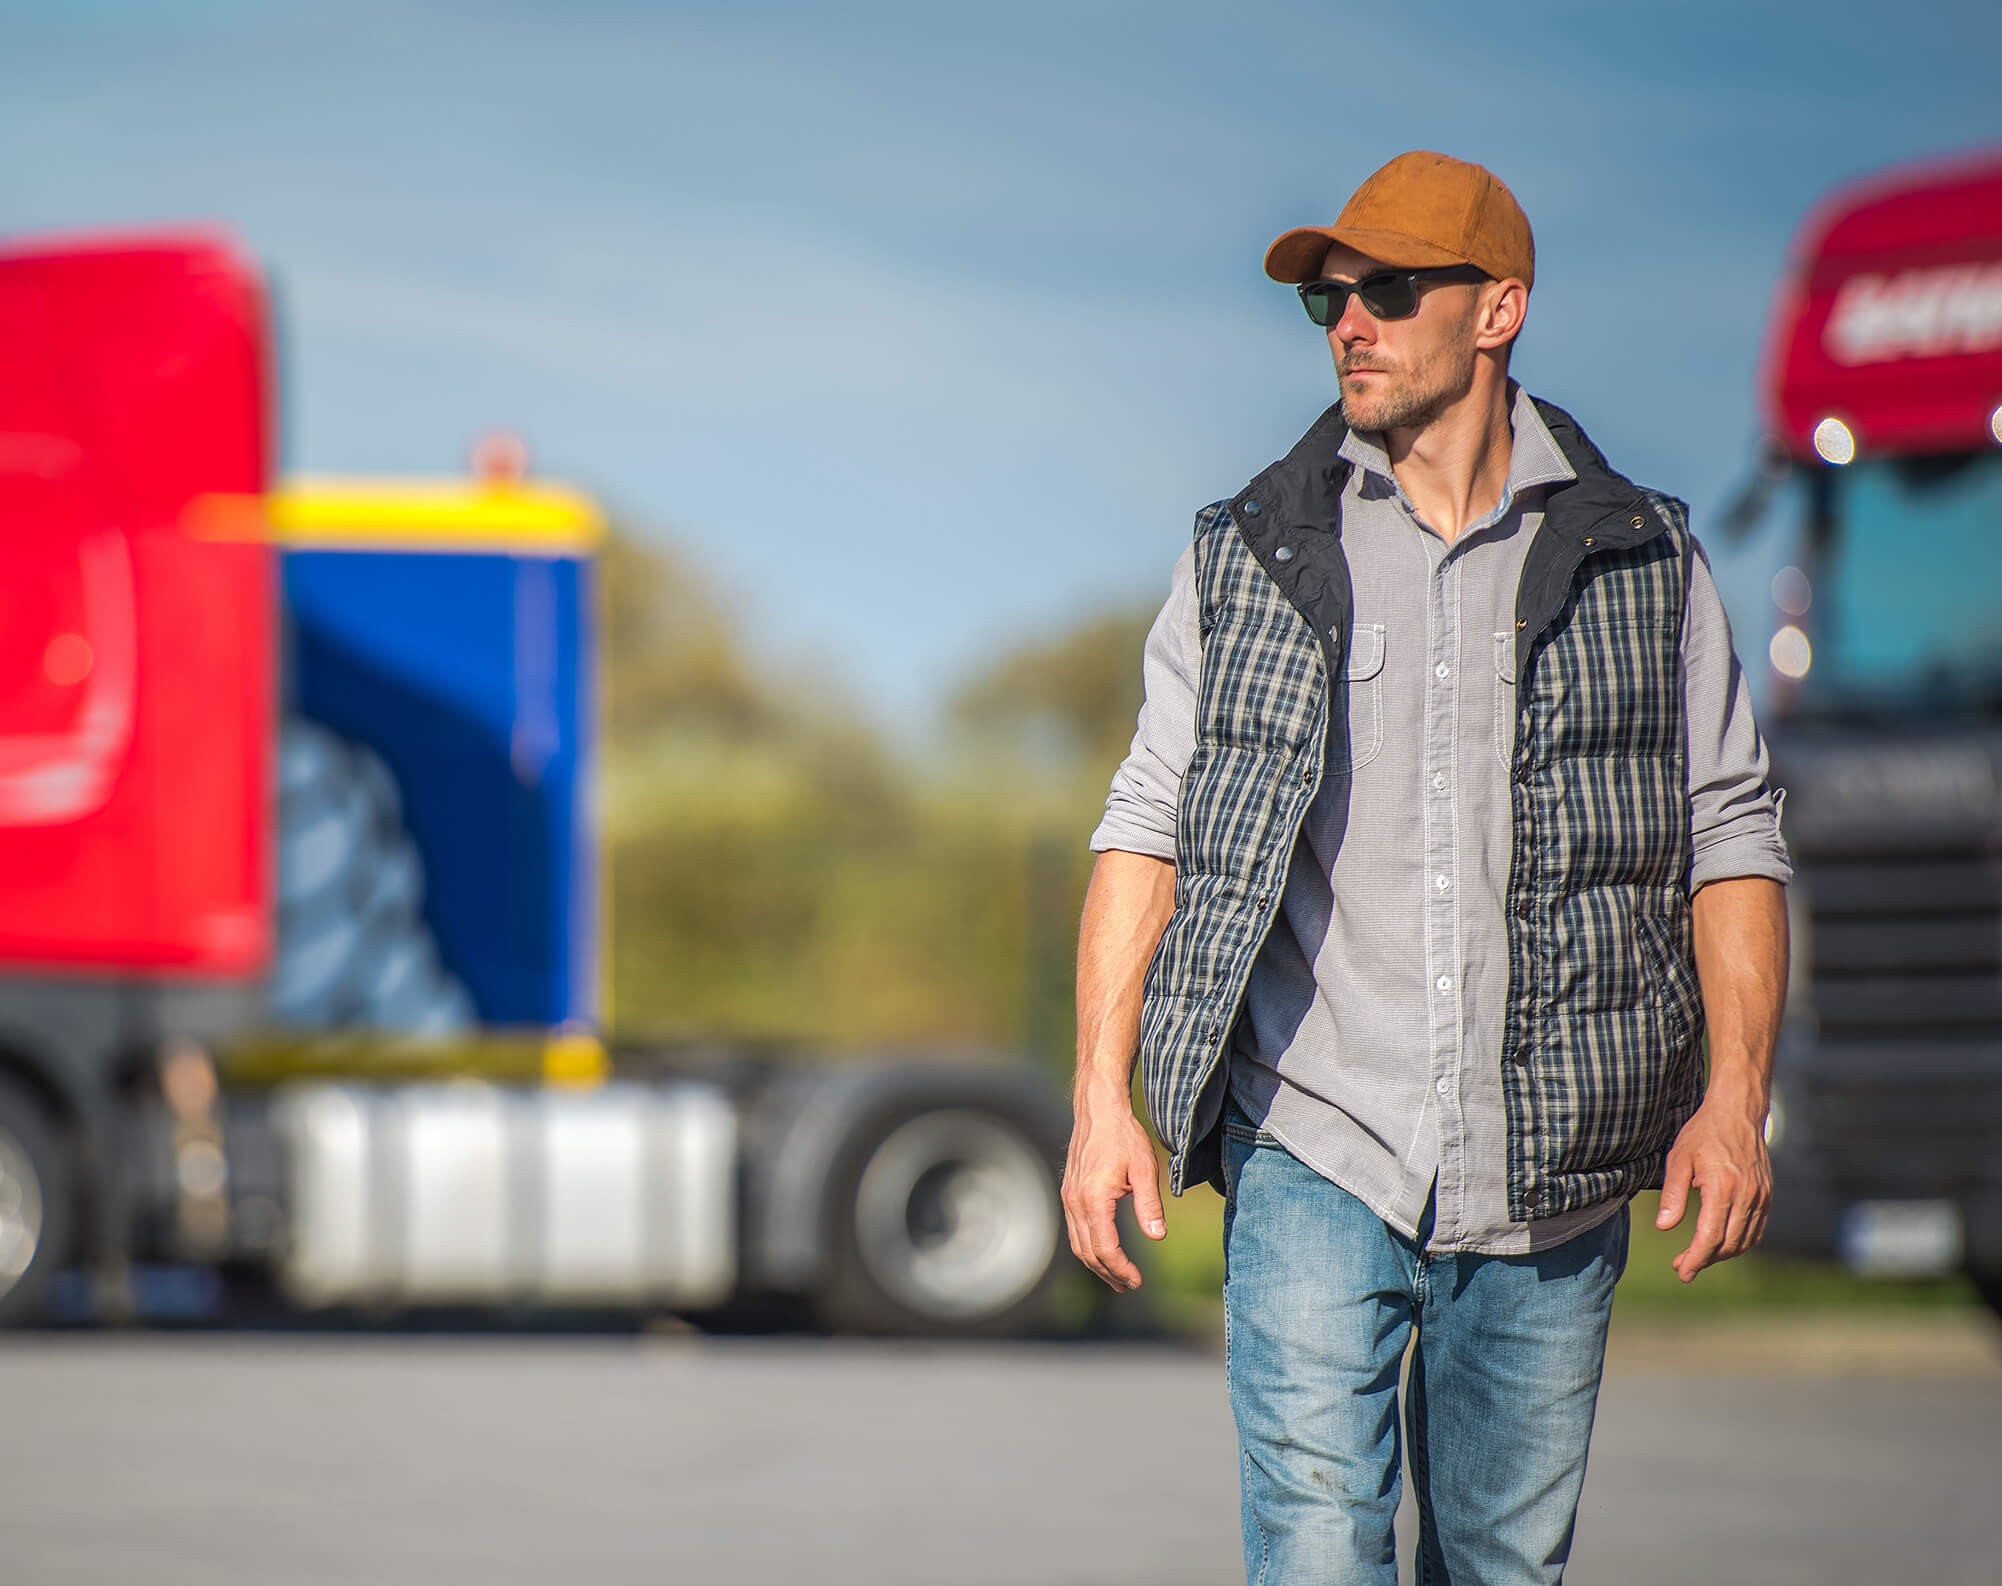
[0,231,1069,1334]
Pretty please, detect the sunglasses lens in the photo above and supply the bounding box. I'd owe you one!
[1300,273,1427,326]
[1358,275,1419,319]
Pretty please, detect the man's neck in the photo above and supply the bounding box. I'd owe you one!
[1382,377,1516,546]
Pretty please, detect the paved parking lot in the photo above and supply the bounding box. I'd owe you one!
[4,1319,1998,1585]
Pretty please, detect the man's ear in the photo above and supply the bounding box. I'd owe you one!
[1477,278,1528,354]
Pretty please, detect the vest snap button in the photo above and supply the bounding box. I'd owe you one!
[1631,514,1646,529]
[1243,498,1262,516]
[1274,545,1295,562]
[1583,536,1595,546]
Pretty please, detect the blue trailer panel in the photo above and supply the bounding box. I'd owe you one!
[271,482,600,1029]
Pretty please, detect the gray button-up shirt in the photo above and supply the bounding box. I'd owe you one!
[1092,387,1793,1253]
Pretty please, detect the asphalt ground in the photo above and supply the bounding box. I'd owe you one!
[4,1317,1998,1586]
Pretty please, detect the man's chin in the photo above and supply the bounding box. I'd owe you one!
[1339,377,1396,430]
[1340,394,1394,432]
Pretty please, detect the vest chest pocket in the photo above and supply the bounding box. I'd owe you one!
[1330,623,1386,773]
[1493,631,1516,770]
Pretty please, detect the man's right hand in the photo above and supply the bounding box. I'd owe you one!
[1062,1081,1167,1291]
[1065,848,1178,1292]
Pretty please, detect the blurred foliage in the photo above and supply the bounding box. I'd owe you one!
[601,527,1133,1063]
[948,606,1156,774]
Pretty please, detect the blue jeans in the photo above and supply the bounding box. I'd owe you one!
[1222,1110,1628,1585]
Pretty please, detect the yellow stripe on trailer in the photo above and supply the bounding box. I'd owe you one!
[267,477,606,554]
[218,1028,612,1089]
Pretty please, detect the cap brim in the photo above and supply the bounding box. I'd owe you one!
[1263,223,1469,283]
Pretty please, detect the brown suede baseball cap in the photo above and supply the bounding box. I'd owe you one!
[1264,150,1535,289]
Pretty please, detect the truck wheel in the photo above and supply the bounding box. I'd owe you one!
[1970,1267,2002,1323]
[820,1103,1063,1336]
[0,1077,73,1327]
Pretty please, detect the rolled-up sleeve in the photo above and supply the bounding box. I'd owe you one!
[1683,541,1793,892]
[1089,545,1200,861]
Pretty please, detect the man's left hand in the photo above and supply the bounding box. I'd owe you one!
[1655,1088,1772,1283]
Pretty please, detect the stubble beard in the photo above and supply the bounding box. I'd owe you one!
[1337,334,1479,435]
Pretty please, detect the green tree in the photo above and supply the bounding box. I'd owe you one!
[600,527,1144,1074]
[948,607,1155,779]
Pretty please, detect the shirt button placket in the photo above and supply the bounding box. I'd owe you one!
[1422,543,1465,1248]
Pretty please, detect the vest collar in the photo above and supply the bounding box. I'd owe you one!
[1225,391,1674,684]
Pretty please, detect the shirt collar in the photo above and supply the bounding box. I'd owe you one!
[1337,383,1577,535]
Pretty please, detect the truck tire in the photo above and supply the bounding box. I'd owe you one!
[818,1100,1064,1336]
[1970,1267,2002,1323]
[272,718,476,1033]
[0,1076,73,1327]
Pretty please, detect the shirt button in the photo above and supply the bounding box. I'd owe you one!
[1434,662,1450,679]
[1436,1076,1451,1095]
[1435,975,1451,993]
[1432,773,1446,791]
[1435,875,1450,892]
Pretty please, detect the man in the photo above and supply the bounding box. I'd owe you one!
[1062,151,1791,1584]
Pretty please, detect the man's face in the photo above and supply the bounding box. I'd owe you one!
[1319,242,1483,434]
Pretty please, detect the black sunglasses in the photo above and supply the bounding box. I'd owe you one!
[1297,264,1491,327]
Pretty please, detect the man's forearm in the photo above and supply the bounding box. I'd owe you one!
[1690,875,1788,1110]
[1073,849,1177,1105]
[1063,848,1178,1288]
[1658,874,1788,1279]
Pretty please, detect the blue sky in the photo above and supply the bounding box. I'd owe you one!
[5,0,1999,728]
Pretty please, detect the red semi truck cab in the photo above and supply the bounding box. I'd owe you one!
[0,234,273,975]
[1730,151,2002,1313]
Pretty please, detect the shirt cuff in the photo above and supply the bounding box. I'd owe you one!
[1689,820,1794,892]
[1087,812,1177,862]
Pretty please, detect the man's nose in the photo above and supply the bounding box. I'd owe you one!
[1334,291,1377,346]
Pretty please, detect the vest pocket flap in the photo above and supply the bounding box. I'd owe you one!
[1345,623,1385,679]
[1493,630,1515,681]
[1634,909,1704,1035]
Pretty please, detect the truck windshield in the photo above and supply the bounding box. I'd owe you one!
[1801,452,2002,713]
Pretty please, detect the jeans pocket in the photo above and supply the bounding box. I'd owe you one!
[1609,1199,1632,1281]
[1222,1100,1282,1150]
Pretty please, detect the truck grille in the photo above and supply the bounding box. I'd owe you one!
[1803,856,2002,1038]
[1794,853,2002,1198]
[1795,1061,2002,1199]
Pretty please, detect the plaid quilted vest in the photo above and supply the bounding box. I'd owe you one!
[1140,397,1705,1219]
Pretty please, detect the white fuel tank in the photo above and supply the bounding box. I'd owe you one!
[270,1082,737,1308]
